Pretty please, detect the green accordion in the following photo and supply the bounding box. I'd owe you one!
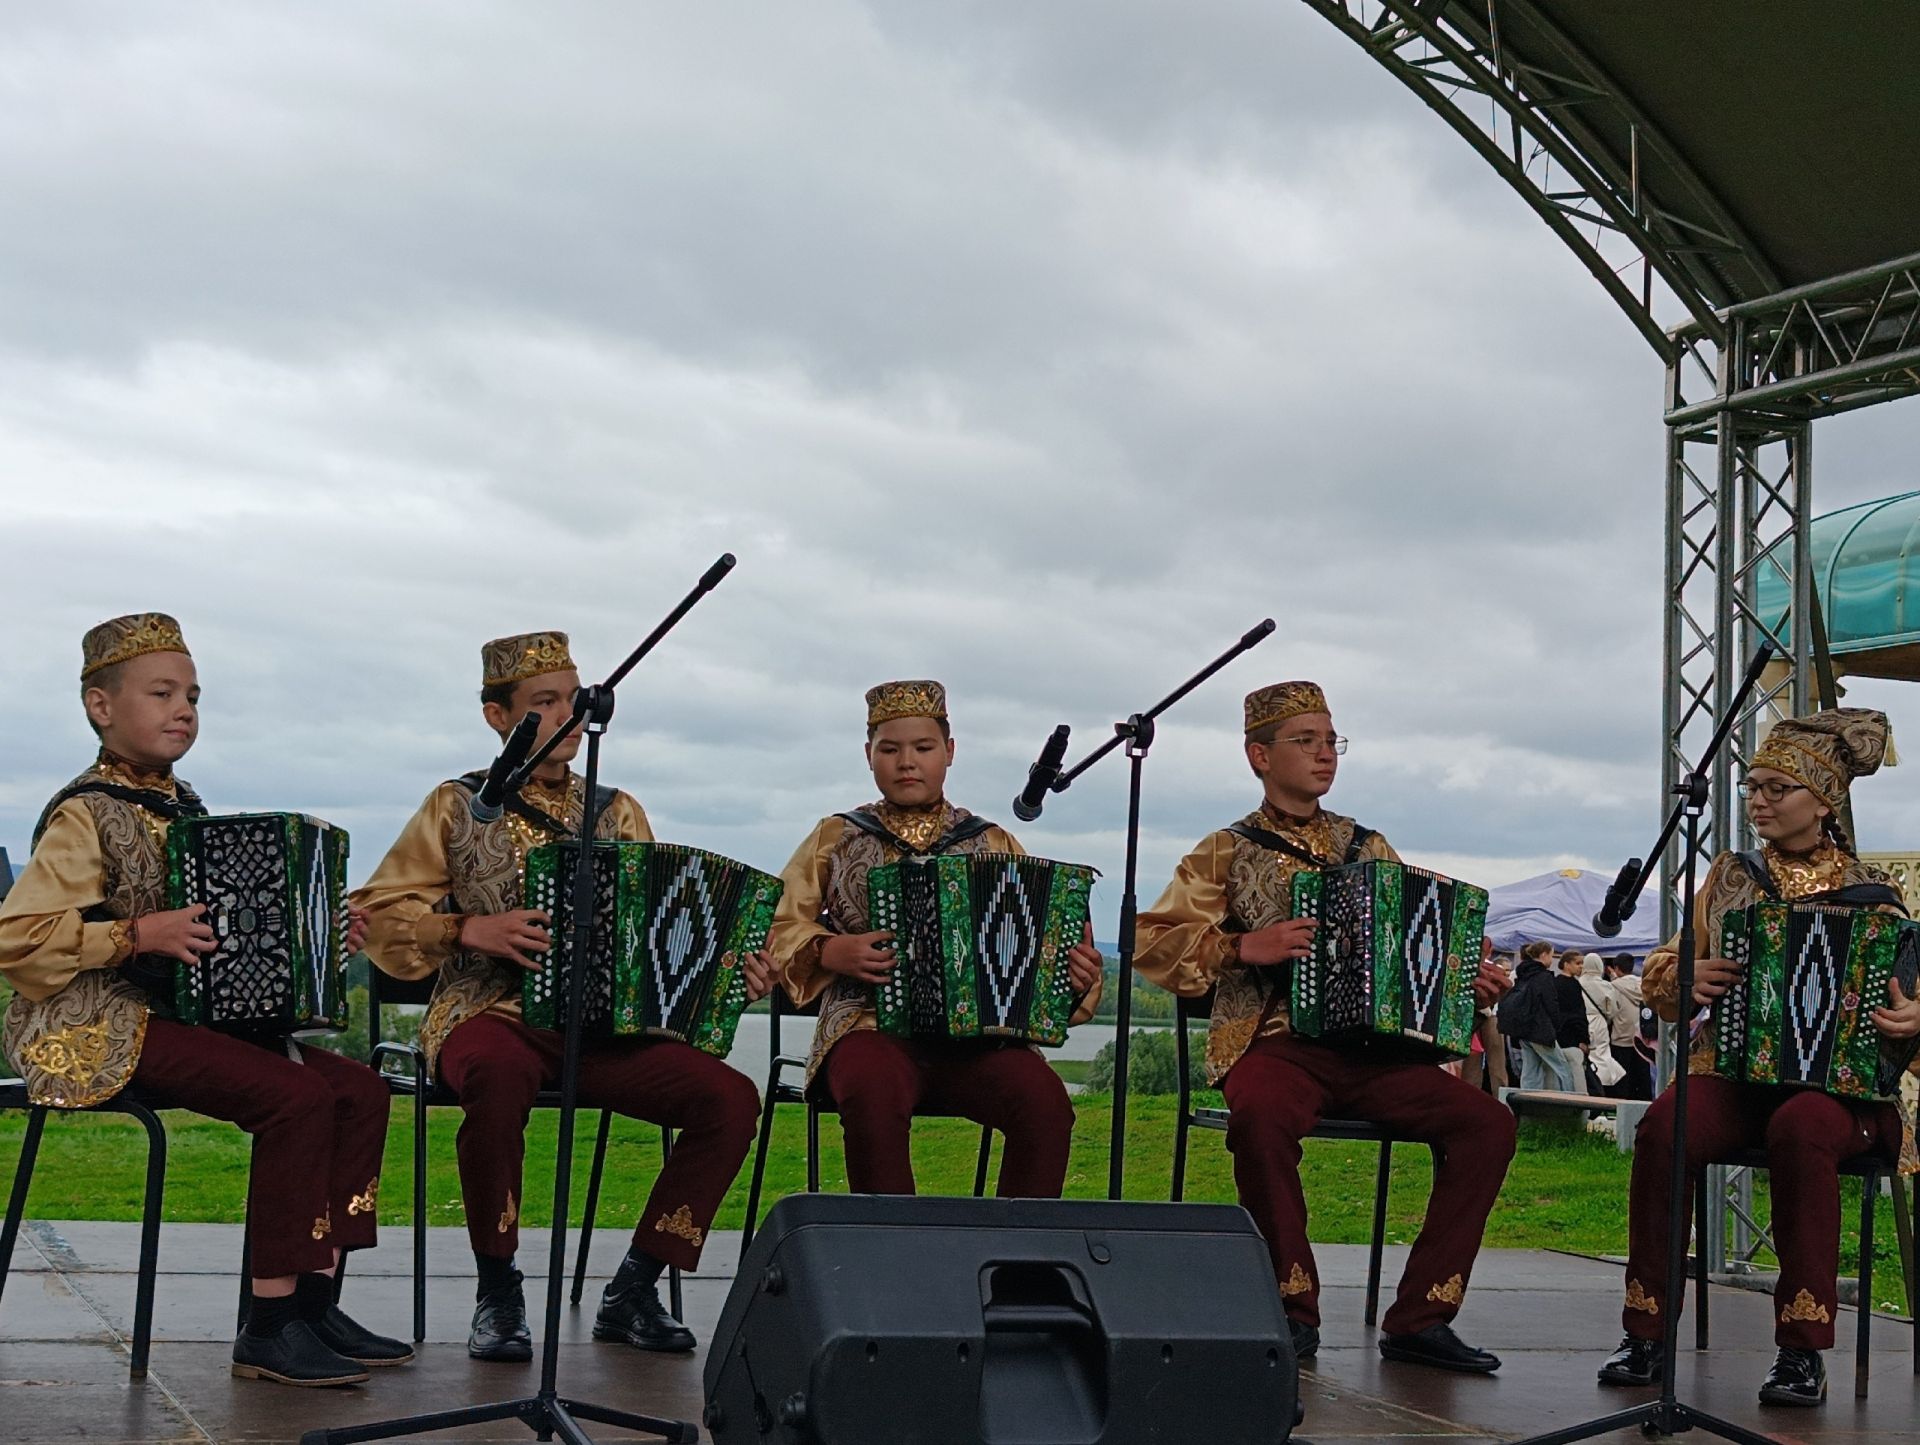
[1713,902,1920,1101]
[164,812,351,1035]
[865,852,1095,1047]
[521,841,782,1056]
[1287,860,1486,1058]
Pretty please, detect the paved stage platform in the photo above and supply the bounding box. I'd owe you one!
[1,1221,1913,1443]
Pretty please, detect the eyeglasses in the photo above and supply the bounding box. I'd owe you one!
[1737,780,1807,802]
[1274,734,1348,756]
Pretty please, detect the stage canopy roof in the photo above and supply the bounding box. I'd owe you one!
[1758,490,1920,682]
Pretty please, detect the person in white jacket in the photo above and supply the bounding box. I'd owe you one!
[1602,955,1651,1099]
[1576,954,1628,1092]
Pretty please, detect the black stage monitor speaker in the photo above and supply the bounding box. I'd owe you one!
[703,1195,1295,1445]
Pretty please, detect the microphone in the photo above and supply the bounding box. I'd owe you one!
[1012,724,1072,823]
[1591,857,1644,939]
[469,712,543,823]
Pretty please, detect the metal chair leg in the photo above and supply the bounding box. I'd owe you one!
[1171,1028,1191,1203]
[973,1129,993,1198]
[739,1087,781,1263]
[1912,1176,1918,1379]
[662,1128,682,1321]
[571,1111,613,1307]
[1364,1141,1390,1327]
[411,1072,428,1344]
[1856,1174,1875,1399]
[1694,1171,1710,1350]
[0,1106,49,1311]
[129,1103,167,1382]
[236,1223,252,1332]
[806,1105,822,1194]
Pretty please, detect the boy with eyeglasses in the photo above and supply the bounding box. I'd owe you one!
[1599,709,1920,1407]
[1134,682,1515,1375]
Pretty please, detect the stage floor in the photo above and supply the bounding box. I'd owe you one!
[1,1221,1914,1443]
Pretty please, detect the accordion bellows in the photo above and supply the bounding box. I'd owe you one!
[165,812,351,1035]
[1288,860,1486,1059]
[521,841,782,1056]
[866,852,1095,1047]
[1715,902,1920,1101]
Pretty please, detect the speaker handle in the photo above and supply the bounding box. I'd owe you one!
[982,1305,1096,1333]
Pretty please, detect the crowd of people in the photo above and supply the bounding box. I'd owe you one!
[1464,945,1654,1101]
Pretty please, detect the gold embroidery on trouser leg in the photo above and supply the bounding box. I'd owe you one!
[1281,1263,1313,1297]
[1779,1288,1831,1325]
[348,1178,379,1216]
[653,1205,705,1247]
[1426,1273,1465,1306]
[498,1191,518,1234]
[311,1210,333,1241]
[1624,1279,1661,1315]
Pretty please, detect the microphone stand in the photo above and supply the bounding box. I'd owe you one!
[1044,619,1275,1201]
[302,554,736,1445]
[1510,639,1777,1445]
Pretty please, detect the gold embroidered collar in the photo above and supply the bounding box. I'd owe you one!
[875,800,953,853]
[95,748,177,795]
[1260,802,1339,860]
[1761,837,1851,900]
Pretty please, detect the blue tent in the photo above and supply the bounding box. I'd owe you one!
[1485,866,1664,958]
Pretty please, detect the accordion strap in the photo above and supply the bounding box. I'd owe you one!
[32,780,208,849]
[1731,849,1909,914]
[1226,821,1376,869]
[834,810,997,857]
[450,771,615,840]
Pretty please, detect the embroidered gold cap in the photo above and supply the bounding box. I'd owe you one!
[81,613,190,680]
[482,631,576,688]
[866,680,948,728]
[1750,708,1896,813]
[1245,681,1329,736]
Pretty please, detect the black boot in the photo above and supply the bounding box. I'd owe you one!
[1377,1322,1501,1374]
[594,1247,694,1353]
[1758,1347,1826,1407]
[1597,1333,1663,1386]
[469,1258,532,1363]
[232,1292,369,1387]
[1288,1319,1320,1363]
[296,1273,414,1367]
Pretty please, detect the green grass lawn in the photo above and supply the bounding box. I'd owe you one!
[1,1094,1907,1317]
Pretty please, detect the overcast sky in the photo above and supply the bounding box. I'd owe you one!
[5,1,1918,934]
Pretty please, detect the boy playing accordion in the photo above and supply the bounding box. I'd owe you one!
[0,614,408,1387]
[1134,682,1515,1374]
[1600,708,1920,1406]
[354,631,768,1362]
[766,680,1103,1197]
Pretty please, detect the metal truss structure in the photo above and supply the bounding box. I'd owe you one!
[1303,0,1920,1277]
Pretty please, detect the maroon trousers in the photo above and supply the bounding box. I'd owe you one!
[130,1019,390,1279]
[436,1012,759,1271]
[1623,1074,1901,1349]
[1221,1033,1518,1335]
[822,1031,1076,1197]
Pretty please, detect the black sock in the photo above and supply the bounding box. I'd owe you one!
[293,1272,335,1323]
[246,1292,300,1338]
[609,1245,667,1294]
[476,1253,521,1298]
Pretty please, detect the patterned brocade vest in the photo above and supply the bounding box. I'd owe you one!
[420,774,624,1069]
[3,759,207,1107]
[1682,843,1918,1175]
[804,801,999,1091]
[1205,806,1387,1085]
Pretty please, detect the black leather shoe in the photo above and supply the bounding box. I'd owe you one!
[1378,1323,1501,1374]
[468,1275,533,1363]
[1758,1347,1826,1407]
[231,1320,370,1387]
[1288,1319,1320,1362]
[312,1304,415,1367]
[594,1278,696,1353]
[1597,1334,1663,1386]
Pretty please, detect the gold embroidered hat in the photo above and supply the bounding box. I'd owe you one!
[1750,708,1896,812]
[482,631,576,688]
[1245,681,1329,736]
[866,680,947,728]
[81,613,190,680]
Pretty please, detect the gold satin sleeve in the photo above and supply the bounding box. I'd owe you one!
[351,783,653,982]
[766,816,845,1008]
[1131,831,1236,999]
[0,801,134,1002]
